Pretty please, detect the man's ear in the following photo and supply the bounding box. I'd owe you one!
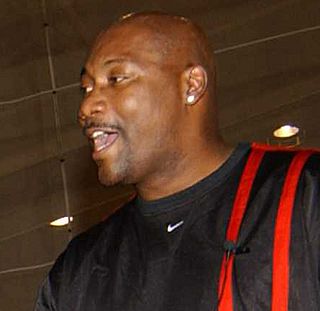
[184,65,208,105]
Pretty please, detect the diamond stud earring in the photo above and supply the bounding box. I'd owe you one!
[186,95,195,104]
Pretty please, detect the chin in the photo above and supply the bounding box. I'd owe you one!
[97,159,133,187]
[98,173,119,187]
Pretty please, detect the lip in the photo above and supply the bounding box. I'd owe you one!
[84,127,118,139]
[92,133,119,160]
[83,127,119,160]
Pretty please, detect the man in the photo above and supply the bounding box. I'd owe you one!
[35,12,320,311]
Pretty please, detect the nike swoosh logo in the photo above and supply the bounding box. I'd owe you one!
[167,220,184,233]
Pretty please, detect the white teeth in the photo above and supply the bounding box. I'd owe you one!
[91,130,105,139]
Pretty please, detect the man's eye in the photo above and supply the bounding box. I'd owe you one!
[81,85,93,94]
[108,76,127,85]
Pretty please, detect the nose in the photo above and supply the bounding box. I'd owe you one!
[78,93,106,124]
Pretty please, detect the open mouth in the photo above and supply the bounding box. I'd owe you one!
[88,129,119,154]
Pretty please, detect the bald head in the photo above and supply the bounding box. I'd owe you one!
[92,12,216,90]
[118,12,215,71]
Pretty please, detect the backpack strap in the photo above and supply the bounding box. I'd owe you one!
[218,144,314,311]
[271,150,314,311]
[218,147,265,310]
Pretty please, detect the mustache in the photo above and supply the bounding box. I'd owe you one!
[82,120,121,136]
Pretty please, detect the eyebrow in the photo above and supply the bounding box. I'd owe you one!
[80,59,133,78]
[103,58,132,67]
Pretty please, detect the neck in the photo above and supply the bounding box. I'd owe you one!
[135,140,234,201]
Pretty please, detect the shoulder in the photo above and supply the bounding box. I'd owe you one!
[243,144,320,206]
[47,200,135,298]
[67,201,133,254]
[251,143,320,219]
[250,143,320,175]
[303,151,320,174]
[56,199,134,267]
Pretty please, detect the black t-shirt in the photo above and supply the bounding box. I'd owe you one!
[35,143,320,311]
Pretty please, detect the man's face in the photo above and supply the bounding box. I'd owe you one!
[79,23,184,187]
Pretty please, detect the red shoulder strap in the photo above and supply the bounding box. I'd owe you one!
[218,145,314,311]
[271,150,314,311]
[218,147,265,311]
